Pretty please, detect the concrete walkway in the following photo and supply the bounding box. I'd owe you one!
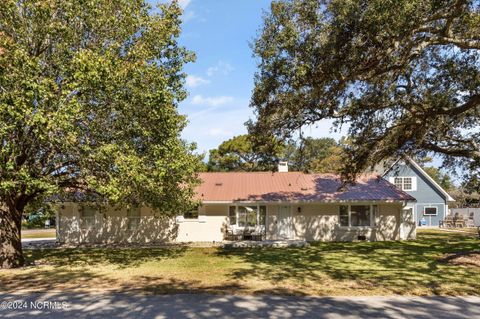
[0,293,479,319]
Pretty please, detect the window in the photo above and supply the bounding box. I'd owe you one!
[391,177,416,191]
[127,207,141,230]
[403,177,412,190]
[80,206,96,229]
[228,205,266,228]
[394,177,403,189]
[237,206,247,227]
[183,206,199,220]
[339,205,349,226]
[350,205,371,227]
[229,206,236,225]
[424,207,437,216]
[339,205,375,227]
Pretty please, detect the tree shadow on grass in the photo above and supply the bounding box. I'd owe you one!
[216,230,480,295]
[24,245,188,269]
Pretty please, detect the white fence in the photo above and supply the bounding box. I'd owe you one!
[449,208,480,227]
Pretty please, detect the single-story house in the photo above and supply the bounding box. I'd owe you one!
[56,163,417,243]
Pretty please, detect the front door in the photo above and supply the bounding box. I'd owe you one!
[277,206,292,239]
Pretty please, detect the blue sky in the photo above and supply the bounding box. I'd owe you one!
[172,0,345,157]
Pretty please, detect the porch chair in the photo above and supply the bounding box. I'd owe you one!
[454,215,465,228]
[225,228,242,241]
[443,216,454,228]
[251,225,265,241]
[242,228,254,241]
[466,213,475,228]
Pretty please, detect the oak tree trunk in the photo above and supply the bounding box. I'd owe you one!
[0,206,24,269]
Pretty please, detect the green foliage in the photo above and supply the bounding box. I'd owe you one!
[422,167,454,192]
[207,134,284,171]
[249,0,480,182]
[450,175,480,207]
[283,137,344,173]
[0,0,201,218]
[208,134,345,173]
[463,175,480,194]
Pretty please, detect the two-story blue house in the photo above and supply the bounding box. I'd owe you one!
[382,157,455,227]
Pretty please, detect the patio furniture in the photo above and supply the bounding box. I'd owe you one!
[224,229,235,241]
[242,228,254,240]
[453,213,465,228]
[250,225,265,241]
[466,213,475,228]
[443,216,454,228]
[466,219,475,228]
[454,215,465,228]
[225,228,243,241]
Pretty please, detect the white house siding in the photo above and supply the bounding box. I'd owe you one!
[266,203,405,242]
[57,202,412,244]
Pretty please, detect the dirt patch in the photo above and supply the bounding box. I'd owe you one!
[440,251,480,268]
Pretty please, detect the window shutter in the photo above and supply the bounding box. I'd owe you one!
[411,177,417,191]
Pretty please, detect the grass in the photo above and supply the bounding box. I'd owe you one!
[1,229,479,296]
[21,229,56,239]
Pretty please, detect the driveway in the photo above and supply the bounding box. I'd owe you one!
[0,293,479,319]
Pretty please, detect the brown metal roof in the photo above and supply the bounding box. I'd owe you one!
[195,172,415,203]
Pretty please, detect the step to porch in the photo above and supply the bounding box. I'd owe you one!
[222,240,309,248]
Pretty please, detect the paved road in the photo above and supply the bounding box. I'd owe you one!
[0,293,479,319]
[21,238,56,242]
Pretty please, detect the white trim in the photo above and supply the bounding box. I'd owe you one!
[202,199,411,205]
[383,157,454,201]
[389,176,417,191]
[423,207,438,216]
[228,204,267,229]
[338,204,377,228]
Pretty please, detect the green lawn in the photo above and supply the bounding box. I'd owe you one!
[21,229,56,239]
[2,229,479,296]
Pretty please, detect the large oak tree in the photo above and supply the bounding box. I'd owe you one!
[249,0,480,181]
[0,0,201,268]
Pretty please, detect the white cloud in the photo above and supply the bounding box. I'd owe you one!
[180,101,250,153]
[206,61,234,77]
[191,95,234,106]
[185,75,210,88]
